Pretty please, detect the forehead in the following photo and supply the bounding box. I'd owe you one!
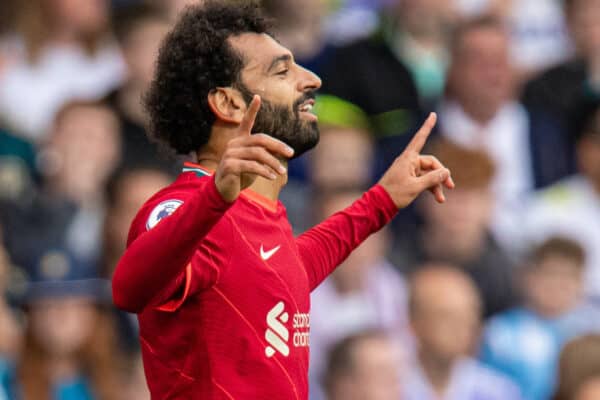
[414,273,479,308]
[227,32,292,72]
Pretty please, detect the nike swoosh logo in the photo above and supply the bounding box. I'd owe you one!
[260,245,281,261]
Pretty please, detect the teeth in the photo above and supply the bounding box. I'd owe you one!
[300,104,313,112]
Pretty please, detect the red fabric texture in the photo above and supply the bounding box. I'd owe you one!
[112,170,397,399]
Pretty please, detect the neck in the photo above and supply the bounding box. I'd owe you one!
[48,356,79,383]
[196,138,287,203]
[460,98,501,125]
[51,25,80,47]
[246,160,288,202]
[418,349,455,395]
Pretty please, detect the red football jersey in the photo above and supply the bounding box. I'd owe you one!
[112,162,397,399]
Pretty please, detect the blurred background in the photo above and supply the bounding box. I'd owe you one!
[0,0,599,399]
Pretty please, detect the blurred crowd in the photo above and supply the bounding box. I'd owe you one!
[0,0,599,399]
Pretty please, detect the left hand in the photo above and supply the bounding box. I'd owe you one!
[378,113,455,209]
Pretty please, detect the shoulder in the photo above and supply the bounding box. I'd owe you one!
[126,173,212,244]
[522,61,586,109]
[482,309,524,345]
[461,359,522,397]
[526,176,588,223]
[487,308,528,327]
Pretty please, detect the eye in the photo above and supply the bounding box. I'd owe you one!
[276,69,289,76]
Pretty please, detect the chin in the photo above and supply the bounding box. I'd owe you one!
[289,123,319,159]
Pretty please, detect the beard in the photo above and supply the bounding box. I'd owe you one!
[237,84,319,159]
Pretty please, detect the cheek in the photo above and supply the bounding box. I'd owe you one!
[262,81,297,108]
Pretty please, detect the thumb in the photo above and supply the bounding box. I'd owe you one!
[418,168,450,191]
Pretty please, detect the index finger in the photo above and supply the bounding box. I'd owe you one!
[406,112,437,153]
[239,95,261,135]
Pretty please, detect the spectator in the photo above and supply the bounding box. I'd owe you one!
[403,265,522,399]
[523,0,600,117]
[438,15,535,247]
[323,331,403,400]
[321,0,382,46]
[0,227,21,365]
[553,335,600,400]
[262,0,333,75]
[103,166,173,279]
[398,139,518,317]
[102,165,173,353]
[522,0,600,185]
[1,101,122,275]
[3,246,122,400]
[523,101,600,297]
[318,1,423,168]
[309,188,409,400]
[454,0,571,76]
[0,0,125,141]
[383,0,458,103]
[0,0,16,36]
[119,353,150,400]
[309,121,375,190]
[149,0,203,22]
[480,237,599,400]
[280,99,375,232]
[503,0,571,77]
[0,128,37,203]
[107,3,174,172]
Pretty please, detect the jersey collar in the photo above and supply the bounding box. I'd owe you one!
[182,161,213,177]
[182,161,278,213]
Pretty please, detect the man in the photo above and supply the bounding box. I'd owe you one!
[323,331,403,400]
[438,16,533,249]
[554,335,600,400]
[107,3,174,172]
[111,2,453,399]
[522,0,600,187]
[523,101,600,296]
[309,188,410,400]
[399,138,518,317]
[403,264,522,399]
[481,237,595,400]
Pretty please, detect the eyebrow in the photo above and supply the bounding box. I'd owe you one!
[266,54,292,74]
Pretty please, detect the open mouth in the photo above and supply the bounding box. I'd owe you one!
[298,99,317,121]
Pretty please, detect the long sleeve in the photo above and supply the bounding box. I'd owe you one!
[112,176,232,313]
[295,184,398,291]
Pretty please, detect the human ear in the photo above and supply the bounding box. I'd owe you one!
[207,87,247,124]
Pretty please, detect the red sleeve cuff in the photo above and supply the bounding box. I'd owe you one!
[368,184,399,223]
[155,263,193,312]
[206,174,235,210]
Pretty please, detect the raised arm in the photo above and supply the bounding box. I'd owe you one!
[297,113,455,290]
[112,96,293,312]
[112,177,230,313]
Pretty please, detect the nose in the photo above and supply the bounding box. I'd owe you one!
[297,66,322,92]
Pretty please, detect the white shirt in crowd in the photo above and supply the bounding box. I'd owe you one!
[524,176,600,297]
[0,37,126,141]
[453,0,572,72]
[438,99,534,249]
[308,260,410,400]
[403,357,523,400]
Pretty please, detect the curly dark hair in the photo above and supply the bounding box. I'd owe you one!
[144,0,271,155]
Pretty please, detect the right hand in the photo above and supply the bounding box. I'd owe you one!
[215,95,294,202]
